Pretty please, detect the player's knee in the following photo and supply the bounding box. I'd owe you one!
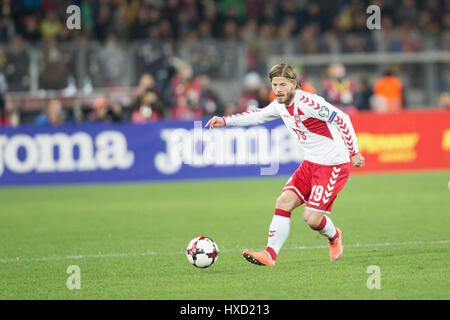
[306,218,319,229]
[302,211,311,224]
[275,194,296,212]
[304,210,323,229]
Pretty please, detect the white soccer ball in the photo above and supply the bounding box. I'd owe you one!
[186,236,219,268]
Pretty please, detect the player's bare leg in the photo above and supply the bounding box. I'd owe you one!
[243,190,303,266]
[303,209,343,261]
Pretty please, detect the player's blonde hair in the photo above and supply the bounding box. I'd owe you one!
[268,63,299,88]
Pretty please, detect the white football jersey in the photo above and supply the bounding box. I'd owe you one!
[223,89,359,166]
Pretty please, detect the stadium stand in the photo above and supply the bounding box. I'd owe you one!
[0,0,449,126]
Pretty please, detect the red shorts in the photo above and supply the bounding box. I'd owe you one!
[283,160,350,214]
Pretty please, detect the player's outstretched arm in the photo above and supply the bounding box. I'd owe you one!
[204,116,226,129]
[208,102,280,128]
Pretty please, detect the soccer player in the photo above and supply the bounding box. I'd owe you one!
[205,63,365,265]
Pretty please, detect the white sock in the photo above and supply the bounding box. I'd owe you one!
[266,208,291,260]
[316,215,338,240]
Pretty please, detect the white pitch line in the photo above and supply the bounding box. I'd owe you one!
[290,239,450,251]
[0,240,449,264]
[0,251,159,264]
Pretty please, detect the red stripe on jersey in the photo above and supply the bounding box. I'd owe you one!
[334,116,355,154]
[285,104,303,117]
[302,118,333,140]
[224,109,261,119]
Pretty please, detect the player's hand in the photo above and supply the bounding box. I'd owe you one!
[204,116,225,129]
[351,153,365,168]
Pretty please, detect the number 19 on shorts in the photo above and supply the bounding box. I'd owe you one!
[311,185,324,202]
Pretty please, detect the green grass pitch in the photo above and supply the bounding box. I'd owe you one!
[0,171,449,300]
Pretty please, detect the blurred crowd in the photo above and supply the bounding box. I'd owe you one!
[0,0,449,126]
[2,60,447,127]
[1,0,449,46]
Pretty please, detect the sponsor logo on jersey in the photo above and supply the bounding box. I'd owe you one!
[327,111,337,123]
[319,106,330,118]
